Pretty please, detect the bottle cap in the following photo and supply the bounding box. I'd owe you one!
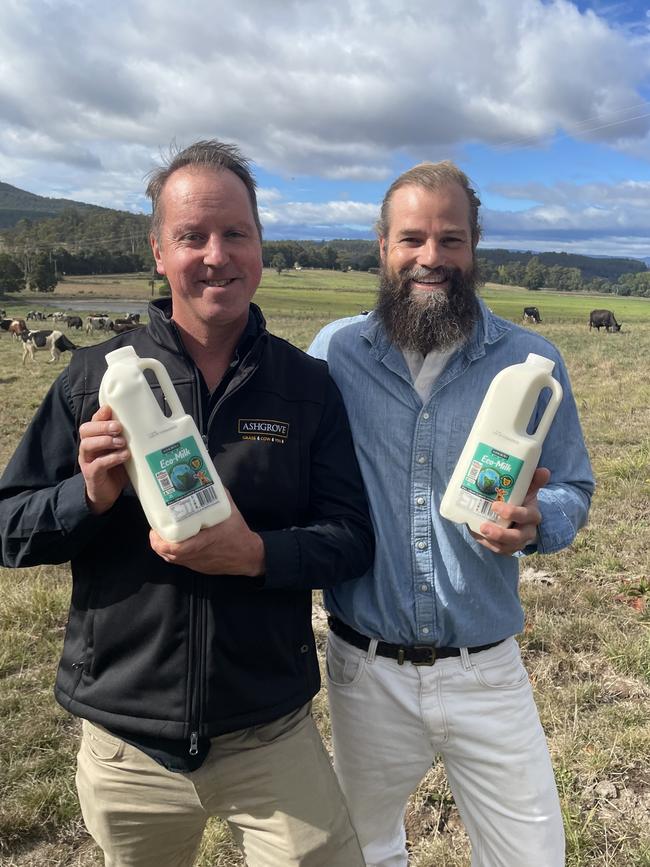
[525,353,555,373]
[105,346,138,365]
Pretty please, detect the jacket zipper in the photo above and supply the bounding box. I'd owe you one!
[187,579,203,755]
[189,576,206,755]
[171,320,262,754]
[188,369,206,755]
[206,339,261,431]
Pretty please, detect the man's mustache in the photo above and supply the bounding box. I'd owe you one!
[400,265,460,283]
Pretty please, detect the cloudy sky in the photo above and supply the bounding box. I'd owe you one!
[2,0,650,258]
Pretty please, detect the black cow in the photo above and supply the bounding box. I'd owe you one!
[65,315,83,329]
[523,306,542,324]
[589,309,621,332]
[109,319,144,334]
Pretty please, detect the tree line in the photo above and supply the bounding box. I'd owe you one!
[1,205,648,296]
[481,255,650,297]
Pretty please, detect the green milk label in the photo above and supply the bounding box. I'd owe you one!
[145,436,219,522]
[457,442,524,521]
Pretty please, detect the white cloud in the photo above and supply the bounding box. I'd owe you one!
[1,0,648,185]
[261,199,379,228]
[480,176,650,257]
[0,0,649,255]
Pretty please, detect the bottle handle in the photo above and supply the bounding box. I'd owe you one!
[534,378,563,441]
[138,358,186,418]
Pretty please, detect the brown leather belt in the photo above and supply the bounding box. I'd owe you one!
[328,616,503,666]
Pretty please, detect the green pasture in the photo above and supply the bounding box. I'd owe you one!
[3,267,649,338]
[0,272,649,866]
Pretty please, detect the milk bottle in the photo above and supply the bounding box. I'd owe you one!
[99,346,231,542]
[439,353,563,533]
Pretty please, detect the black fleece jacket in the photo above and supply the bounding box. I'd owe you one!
[0,299,373,745]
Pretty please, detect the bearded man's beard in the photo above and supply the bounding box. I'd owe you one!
[376,262,480,355]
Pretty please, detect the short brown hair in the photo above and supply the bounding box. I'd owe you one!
[145,140,263,242]
[376,161,481,248]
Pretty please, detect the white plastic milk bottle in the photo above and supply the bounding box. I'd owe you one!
[99,346,231,542]
[439,353,563,533]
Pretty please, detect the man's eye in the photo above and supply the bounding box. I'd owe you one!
[180,233,202,242]
[443,237,464,247]
[400,237,421,245]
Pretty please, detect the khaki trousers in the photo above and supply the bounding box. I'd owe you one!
[76,703,363,867]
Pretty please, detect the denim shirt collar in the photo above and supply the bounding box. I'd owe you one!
[359,297,511,382]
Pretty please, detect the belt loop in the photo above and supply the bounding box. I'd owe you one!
[366,638,378,664]
[460,647,472,670]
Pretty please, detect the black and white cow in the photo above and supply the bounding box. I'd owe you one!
[522,306,542,324]
[85,315,110,333]
[21,329,78,364]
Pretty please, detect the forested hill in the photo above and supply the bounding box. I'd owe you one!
[0,196,152,259]
[0,181,110,228]
[478,248,646,282]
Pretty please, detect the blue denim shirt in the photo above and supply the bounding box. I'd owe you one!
[308,300,594,646]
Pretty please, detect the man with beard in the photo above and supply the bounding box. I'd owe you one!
[308,161,593,867]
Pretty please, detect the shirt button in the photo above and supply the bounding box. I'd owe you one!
[420,583,429,592]
[416,496,425,506]
[417,455,427,464]
[422,412,430,420]
[416,540,428,550]
[421,626,430,635]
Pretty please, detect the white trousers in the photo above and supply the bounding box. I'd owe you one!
[326,631,565,867]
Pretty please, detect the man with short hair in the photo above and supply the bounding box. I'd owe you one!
[0,140,372,867]
[309,160,593,867]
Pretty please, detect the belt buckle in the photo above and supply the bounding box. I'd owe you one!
[411,645,437,666]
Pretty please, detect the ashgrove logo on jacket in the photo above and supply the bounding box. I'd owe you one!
[238,419,289,444]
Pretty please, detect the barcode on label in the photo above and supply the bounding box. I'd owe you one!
[458,489,499,522]
[473,498,497,519]
[193,486,217,507]
[467,461,481,483]
[156,471,173,492]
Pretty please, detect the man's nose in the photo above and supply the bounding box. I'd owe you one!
[417,239,444,269]
[203,236,229,267]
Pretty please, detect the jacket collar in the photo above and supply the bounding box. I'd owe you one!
[146,297,268,356]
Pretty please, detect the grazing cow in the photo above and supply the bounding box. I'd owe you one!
[125,312,141,323]
[21,329,78,364]
[49,311,67,322]
[589,309,621,332]
[523,306,542,324]
[65,315,83,330]
[9,319,28,340]
[85,315,110,333]
[108,319,144,335]
[0,318,13,332]
[26,310,46,321]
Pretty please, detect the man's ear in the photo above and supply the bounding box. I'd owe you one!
[379,236,386,264]
[151,234,166,276]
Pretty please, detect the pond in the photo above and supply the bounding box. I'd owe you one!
[25,299,151,315]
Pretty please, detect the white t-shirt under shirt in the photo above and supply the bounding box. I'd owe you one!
[402,345,459,403]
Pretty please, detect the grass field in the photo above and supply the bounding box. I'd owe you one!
[1,271,649,866]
